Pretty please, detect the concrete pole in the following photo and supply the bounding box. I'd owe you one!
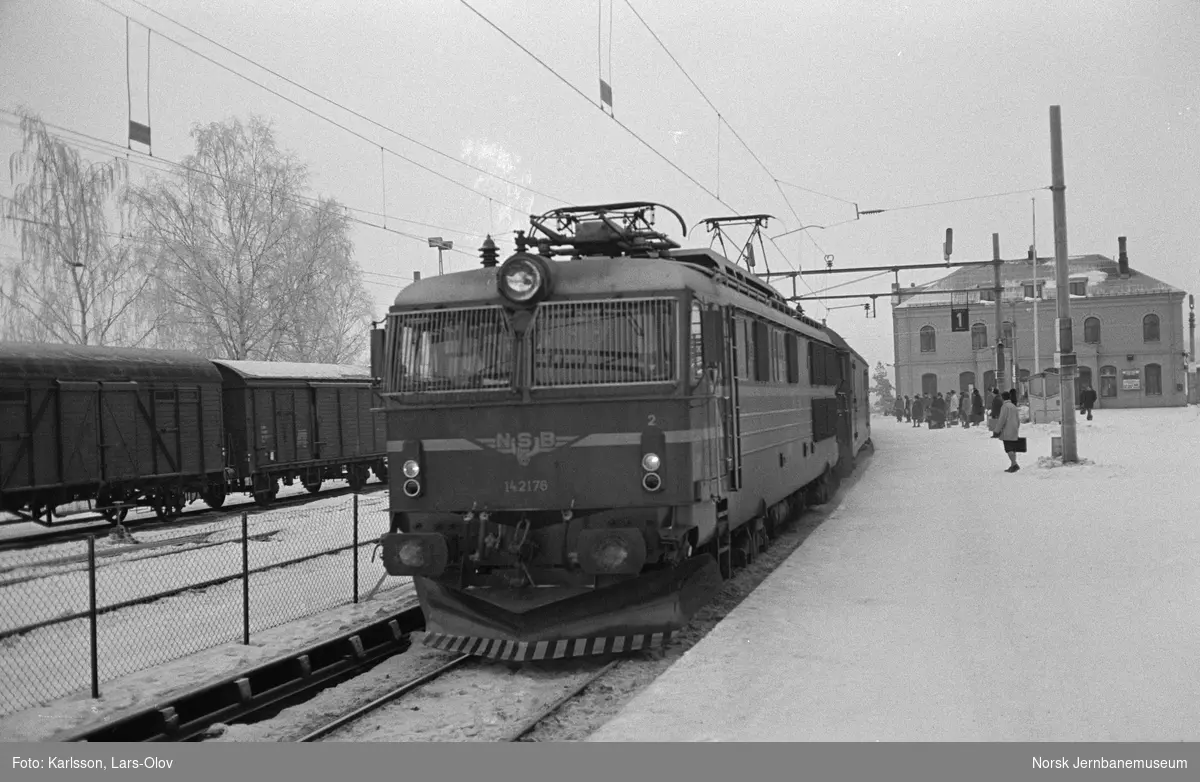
[1050,105,1079,462]
[993,234,1006,393]
[1032,197,1040,375]
[1190,294,1196,403]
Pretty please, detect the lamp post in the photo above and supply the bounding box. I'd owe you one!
[427,237,453,276]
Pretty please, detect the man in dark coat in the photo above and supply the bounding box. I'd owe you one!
[894,396,905,422]
[911,394,924,427]
[989,387,1004,438]
[1079,384,1098,420]
[971,388,985,426]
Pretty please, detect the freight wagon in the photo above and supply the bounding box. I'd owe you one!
[0,343,386,525]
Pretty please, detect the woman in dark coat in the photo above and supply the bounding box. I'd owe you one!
[893,396,905,422]
[970,388,984,426]
[910,395,924,427]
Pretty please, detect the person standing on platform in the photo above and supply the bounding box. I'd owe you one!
[894,396,905,422]
[904,395,912,422]
[989,387,1004,438]
[959,389,971,428]
[996,389,1022,472]
[910,395,923,427]
[971,388,985,426]
[1080,384,1098,421]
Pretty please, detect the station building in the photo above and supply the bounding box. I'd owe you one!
[892,238,1189,408]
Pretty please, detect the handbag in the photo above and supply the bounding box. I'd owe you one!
[1013,437,1027,453]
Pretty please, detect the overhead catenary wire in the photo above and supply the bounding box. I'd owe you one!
[88,0,535,216]
[621,0,845,252]
[456,0,740,219]
[116,0,570,206]
[857,187,1050,216]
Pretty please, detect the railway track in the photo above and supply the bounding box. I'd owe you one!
[295,654,622,743]
[0,482,387,554]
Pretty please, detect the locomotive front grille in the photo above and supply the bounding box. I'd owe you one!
[529,298,678,388]
[382,298,680,395]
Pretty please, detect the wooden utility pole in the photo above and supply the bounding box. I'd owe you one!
[993,234,1005,393]
[1050,105,1079,462]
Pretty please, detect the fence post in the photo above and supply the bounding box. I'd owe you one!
[353,494,360,604]
[242,512,249,645]
[87,535,99,699]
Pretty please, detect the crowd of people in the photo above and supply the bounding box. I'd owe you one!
[892,387,1024,472]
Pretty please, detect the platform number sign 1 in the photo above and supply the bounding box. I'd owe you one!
[951,308,969,332]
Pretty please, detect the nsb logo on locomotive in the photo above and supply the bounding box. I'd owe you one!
[476,431,579,466]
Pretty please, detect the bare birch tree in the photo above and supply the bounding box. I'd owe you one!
[1,110,159,346]
[130,115,370,363]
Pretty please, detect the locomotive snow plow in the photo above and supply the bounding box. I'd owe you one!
[382,540,724,660]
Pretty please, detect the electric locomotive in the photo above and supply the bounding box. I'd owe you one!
[373,202,870,661]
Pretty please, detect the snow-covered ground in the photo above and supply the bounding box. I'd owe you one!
[0,490,406,718]
[0,583,419,742]
[589,406,1200,741]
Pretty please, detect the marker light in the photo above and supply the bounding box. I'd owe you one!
[642,473,662,492]
[641,453,661,472]
[402,459,420,478]
[403,479,421,497]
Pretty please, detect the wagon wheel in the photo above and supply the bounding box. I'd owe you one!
[202,486,227,510]
[303,479,323,495]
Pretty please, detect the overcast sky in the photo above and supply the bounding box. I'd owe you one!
[2,0,1197,368]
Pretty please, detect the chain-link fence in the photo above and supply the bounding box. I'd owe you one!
[0,493,409,718]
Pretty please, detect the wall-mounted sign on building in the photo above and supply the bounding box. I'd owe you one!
[1121,368,1141,390]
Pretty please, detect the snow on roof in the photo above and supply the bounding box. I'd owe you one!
[211,359,371,381]
[894,254,1186,309]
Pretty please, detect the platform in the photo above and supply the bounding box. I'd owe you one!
[588,409,1200,741]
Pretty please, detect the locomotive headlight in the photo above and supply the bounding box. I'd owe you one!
[641,453,661,472]
[402,459,420,478]
[497,252,553,305]
[501,258,541,301]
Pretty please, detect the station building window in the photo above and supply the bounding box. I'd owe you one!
[971,322,988,350]
[1083,317,1100,344]
[919,325,936,353]
[1099,365,1118,398]
[1143,314,1160,342]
